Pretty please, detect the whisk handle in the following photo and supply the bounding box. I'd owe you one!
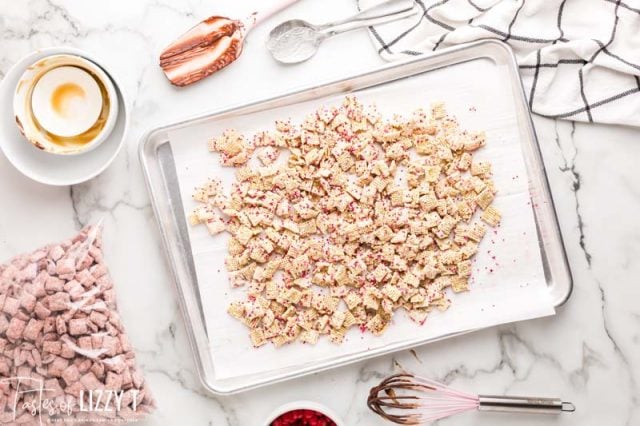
[478,395,576,414]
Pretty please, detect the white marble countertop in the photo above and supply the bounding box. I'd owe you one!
[1,1,639,425]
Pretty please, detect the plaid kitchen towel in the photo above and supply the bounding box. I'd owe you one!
[357,0,640,127]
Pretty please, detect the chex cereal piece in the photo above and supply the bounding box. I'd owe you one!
[329,328,347,344]
[475,189,495,210]
[481,206,502,226]
[382,284,402,302]
[451,276,469,293]
[463,132,486,151]
[258,147,280,165]
[250,328,267,347]
[205,214,226,235]
[466,222,487,242]
[300,329,320,345]
[457,260,472,277]
[471,161,491,176]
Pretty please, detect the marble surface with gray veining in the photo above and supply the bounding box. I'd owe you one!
[0,1,639,425]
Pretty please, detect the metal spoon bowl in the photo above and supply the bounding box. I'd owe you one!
[266,20,327,64]
[267,0,418,64]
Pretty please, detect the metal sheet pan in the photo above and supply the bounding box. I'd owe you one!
[139,40,573,395]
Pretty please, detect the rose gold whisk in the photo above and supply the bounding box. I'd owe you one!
[368,374,575,424]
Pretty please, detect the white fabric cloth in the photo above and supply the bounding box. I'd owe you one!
[358,0,640,127]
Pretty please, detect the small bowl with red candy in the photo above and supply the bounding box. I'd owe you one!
[264,401,344,426]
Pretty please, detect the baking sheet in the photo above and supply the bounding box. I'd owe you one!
[168,56,555,380]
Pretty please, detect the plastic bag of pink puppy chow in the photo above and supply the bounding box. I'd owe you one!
[0,224,154,424]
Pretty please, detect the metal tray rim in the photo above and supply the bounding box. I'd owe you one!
[139,39,573,395]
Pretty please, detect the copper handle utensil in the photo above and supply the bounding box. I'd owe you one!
[159,0,301,86]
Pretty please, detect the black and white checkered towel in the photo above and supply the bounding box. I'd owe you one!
[358,0,640,127]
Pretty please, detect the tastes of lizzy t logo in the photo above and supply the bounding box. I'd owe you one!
[0,377,139,424]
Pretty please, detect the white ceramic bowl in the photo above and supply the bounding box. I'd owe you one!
[0,47,128,186]
[262,401,345,426]
[12,53,119,155]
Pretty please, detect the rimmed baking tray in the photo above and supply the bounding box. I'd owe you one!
[139,40,572,395]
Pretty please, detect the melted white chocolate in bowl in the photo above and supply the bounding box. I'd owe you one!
[31,66,103,137]
[13,54,115,155]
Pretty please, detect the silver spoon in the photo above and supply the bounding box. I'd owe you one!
[267,0,418,64]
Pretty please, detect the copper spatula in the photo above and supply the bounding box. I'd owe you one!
[159,0,301,86]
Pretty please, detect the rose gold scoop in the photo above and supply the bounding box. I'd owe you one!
[160,0,300,86]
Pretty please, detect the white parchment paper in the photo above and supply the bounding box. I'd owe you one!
[169,57,555,380]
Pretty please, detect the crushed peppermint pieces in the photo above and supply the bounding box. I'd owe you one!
[190,97,500,347]
[271,409,337,426]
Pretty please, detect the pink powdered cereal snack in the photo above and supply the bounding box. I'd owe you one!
[0,224,154,423]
